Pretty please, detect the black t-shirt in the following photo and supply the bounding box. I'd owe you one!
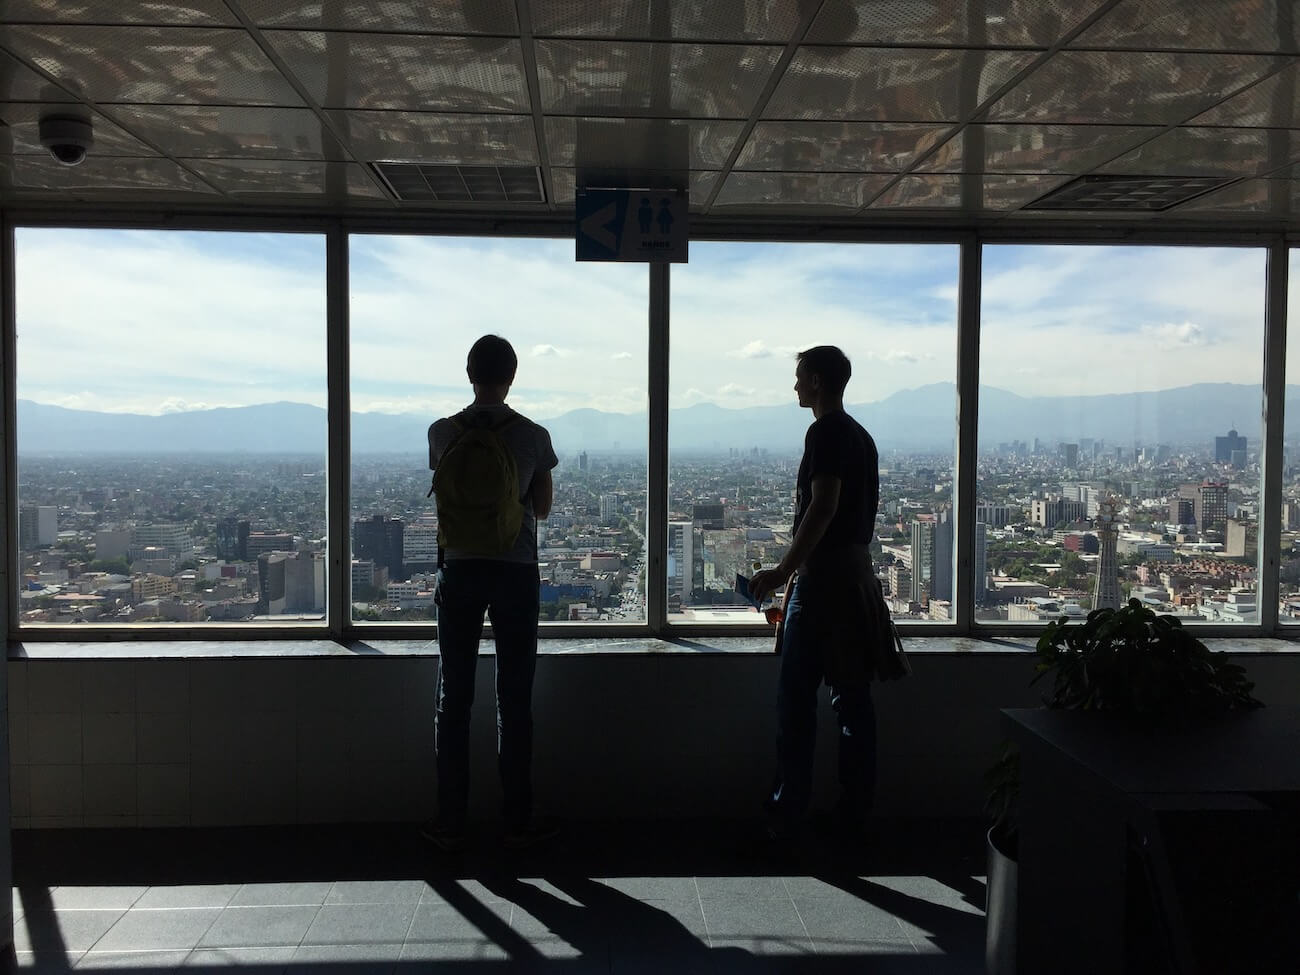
[794,410,879,568]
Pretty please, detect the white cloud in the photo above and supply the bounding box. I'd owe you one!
[717,383,755,397]
[875,349,920,365]
[728,340,773,359]
[531,344,561,357]
[1143,321,1207,346]
[610,351,633,360]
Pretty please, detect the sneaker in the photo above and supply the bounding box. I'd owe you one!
[419,821,467,854]
[503,816,561,851]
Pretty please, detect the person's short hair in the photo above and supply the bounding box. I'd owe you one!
[466,334,517,385]
[797,345,851,398]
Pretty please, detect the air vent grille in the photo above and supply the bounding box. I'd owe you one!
[372,163,545,203]
[1025,174,1234,212]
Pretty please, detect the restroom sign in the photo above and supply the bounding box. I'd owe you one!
[575,189,688,263]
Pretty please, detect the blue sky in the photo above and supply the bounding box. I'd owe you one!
[13,228,1283,422]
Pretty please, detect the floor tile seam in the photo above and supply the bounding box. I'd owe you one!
[780,877,818,955]
[293,901,329,954]
[75,906,130,956]
[190,901,235,956]
[691,877,712,949]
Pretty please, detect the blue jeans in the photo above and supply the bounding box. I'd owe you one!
[434,559,540,830]
[771,574,877,829]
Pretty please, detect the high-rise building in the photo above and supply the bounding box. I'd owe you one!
[975,503,1011,528]
[974,522,988,603]
[691,502,724,530]
[1169,497,1195,526]
[216,517,250,561]
[402,514,439,572]
[931,509,954,603]
[1225,518,1258,560]
[1060,443,1079,468]
[354,514,405,582]
[601,493,623,525]
[257,552,287,615]
[246,531,295,558]
[667,521,694,604]
[130,523,195,559]
[578,451,588,472]
[1215,428,1247,467]
[887,563,912,603]
[1178,481,1228,532]
[1031,497,1086,527]
[910,515,935,603]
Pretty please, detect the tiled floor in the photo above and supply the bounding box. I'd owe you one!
[9,819,988,973]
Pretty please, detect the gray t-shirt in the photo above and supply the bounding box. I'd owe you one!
[428,404,558,564]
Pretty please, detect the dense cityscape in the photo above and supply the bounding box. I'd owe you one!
[15,425,1300,628]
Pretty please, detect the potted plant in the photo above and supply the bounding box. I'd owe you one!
[983,599,1263,975]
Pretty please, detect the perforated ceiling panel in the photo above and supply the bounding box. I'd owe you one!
[0,0,1296,225]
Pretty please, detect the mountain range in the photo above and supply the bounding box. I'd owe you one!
[16,382,1289,455]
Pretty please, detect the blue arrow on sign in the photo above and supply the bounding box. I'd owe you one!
[575,190,629,261]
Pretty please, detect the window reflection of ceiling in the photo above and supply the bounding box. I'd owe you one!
[0,0,1297,227]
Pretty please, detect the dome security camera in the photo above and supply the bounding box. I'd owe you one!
[38,115,94,166]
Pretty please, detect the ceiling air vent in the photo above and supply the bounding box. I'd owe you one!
[1025,174,1234,212]
[371,163,545,203]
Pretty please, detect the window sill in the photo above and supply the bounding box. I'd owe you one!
[8,634,1299,660]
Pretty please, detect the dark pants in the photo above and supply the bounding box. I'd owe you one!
[771,574,877,830]
[434,559,540,830]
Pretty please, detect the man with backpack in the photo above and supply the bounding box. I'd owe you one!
[425,334,559,853]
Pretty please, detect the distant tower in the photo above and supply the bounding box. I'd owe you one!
[1093,498,1121,611]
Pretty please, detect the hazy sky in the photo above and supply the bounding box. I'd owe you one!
[13,228,1285,419]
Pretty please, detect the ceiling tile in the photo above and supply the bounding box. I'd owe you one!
[545,116,743,168]
[243,0,518,33]
[265,31,531,112]
[0,49,71,101]
[0,155,217,195]
[181,158,387,198]
[735,121,956,172]
[1097,126,1300,177]
[1170,177,1293,214]
[550,167,717,205]
[915,123,1157,173]
[330,111,538,165]
[1192,62,1300,128]
[531,0,805,42]
[870,173,964,207]
[1,25,305,106]
[764,47,1037,122]
[988,50,1280,124]
[103,104,342,159]
[0,0,237,25]
[535,39,782,117]
[981,173,1074,209]
[1072,0,1298,52]
[713,171,894,209]
[806,0,1109,48]
[0,103,159,156]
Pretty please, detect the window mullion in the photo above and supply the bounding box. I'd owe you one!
[1,213,14,641]
[1260,241,1288,632]
[327,225,350,640]
[954,237,981,635]
[647,263,670,634]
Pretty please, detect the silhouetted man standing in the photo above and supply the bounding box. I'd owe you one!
[750,345,880,845]
[426,334,558,853]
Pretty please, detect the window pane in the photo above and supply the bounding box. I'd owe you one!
[978,244,1265,625]
[668,242,959,624]
[15,229,327,625]
[349,235,647,624]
